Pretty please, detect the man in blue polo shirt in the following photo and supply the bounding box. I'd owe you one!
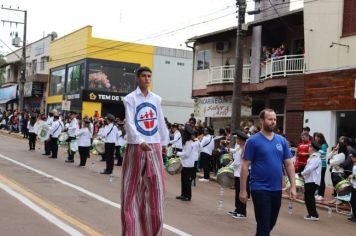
[240,108,296,236]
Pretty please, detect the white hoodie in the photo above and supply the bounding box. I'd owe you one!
[301,152,322,185]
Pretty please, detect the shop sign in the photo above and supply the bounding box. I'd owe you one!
[194,96,252,118]
[65,93,81,100]
[82,90,123,103]
[62,100,71,111]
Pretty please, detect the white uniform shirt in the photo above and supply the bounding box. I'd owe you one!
[328,151,345,173]
[177,141,195,167]
[102,123,119,144]
[115,129,127,146]
[76,127,92,147]
[191,140,200,162]
[230,144,242,177]
[50,120,63,138]
[28,121,35,133]
[169,130,183,149]
[46,116,53,126]
[67,118,79,137]
[301,152,322,185]
[351,164,356,189]
[200,134,214,155]
[123,87,169,145]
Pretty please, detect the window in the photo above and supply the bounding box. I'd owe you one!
[342,0,356,36]
[196,50,210,70]
[165,61,170,64]
[177,62,185,66]
[40,56,47,71]
[32,59,37,74]
[88,61,138,94]
[66,64,83,93]
[49,68,65,96]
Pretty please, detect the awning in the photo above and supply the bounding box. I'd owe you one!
[0,84,17,103]
[0,99,14,104]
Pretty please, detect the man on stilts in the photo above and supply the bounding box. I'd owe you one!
[121,66,169,236]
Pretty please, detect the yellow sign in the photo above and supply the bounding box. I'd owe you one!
[89,93,97,100]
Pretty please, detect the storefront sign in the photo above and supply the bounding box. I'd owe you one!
[82,90,123,103]
[65,93,81,100]
[62,100,71,111]
[0,85,17,104]
[194,96,251,118]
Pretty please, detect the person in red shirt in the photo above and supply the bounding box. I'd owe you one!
[295,131,311,173]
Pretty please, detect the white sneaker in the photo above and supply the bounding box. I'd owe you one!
[232,213,246,219]
[198,178,209,182]
[304,215,319,221]
[315,196,324,201]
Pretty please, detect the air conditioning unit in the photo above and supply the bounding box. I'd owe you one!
[215,41,229,53]
[12,36,21,47]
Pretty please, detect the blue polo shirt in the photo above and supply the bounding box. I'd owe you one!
[244,132,292,191]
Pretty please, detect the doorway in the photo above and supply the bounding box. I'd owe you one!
[102,102,125,120]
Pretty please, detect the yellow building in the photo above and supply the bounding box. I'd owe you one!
[47,26,154,119]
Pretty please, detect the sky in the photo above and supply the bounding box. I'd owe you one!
[0,0,255,55]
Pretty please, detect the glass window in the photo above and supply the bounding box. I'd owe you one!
[32,59,37,74]
[88,61,138,94]
[40,56,47,71]
[49,68,65,96]
[66,64,83,93]
[196,50,210,70]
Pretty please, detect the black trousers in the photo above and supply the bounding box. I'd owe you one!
[115,145,123,166]
[200,152,211,179]
[44,140,51,155]
[234,177,247,216]
[67,136,76,161]
[351,188,356,218]
[304,183,319,217]
[317,167,326,197]
[181,167,195,199]
[29,132,36,150]
[78,146,90,166]
[331,172,344,196]
[105,143,115,173]
[50,137,59,158]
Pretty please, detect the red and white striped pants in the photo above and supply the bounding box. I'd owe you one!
[121,143,166,236]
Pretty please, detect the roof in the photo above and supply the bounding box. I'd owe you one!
[186,9,303,43]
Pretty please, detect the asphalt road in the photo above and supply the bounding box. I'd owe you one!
[0,133,354,236]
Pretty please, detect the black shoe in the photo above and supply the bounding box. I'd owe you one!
[181,197,191,201]
[65,160,74,163]
[42,153,50,156]
[347,217,356,222]
[176,196,184,200]
[100,170,111,174]
[100,159,106,162]
[228,211,237,216]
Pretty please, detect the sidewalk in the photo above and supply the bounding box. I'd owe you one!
[197,172,352,214]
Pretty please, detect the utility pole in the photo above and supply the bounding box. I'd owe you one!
[1,6,27,113]
[231,0,246,132]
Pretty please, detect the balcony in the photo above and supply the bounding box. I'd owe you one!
[208,65,251,85]
[207,54,304,85]
[260,54,304,80]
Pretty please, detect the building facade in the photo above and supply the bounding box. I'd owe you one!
[47,26,193,122]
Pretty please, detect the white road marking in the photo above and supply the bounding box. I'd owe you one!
[0,181,84,236]
[0,153,191,236]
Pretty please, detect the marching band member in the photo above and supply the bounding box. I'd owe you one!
[65,111,79,163]
[97,119,106,161]
[76,118,92,167]
[115,122,126,166]
[49,112,63,159]
[176,125,196,201]
[301,140,322,221]
[27,113,37,151]
[169,124,183,152]
[228,130,248,219]
[199,127,215,182]
[43,110,54,155]
[347,148,356,222]
[191,131,200,187]
[100,113,118,174]
[121,66,169,236]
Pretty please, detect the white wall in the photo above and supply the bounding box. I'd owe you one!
[304,111,337,186]
[152,47,194,124]
[304,1,356,73]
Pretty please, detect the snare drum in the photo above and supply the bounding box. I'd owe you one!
[335,179,352,196]
[166,157,182,175]
[92,139,105,154]
[220,154,233,167]
[216,166,234,188]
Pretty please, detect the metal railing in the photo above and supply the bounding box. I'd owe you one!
[208,65,251,85]
[260,54,304,81]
